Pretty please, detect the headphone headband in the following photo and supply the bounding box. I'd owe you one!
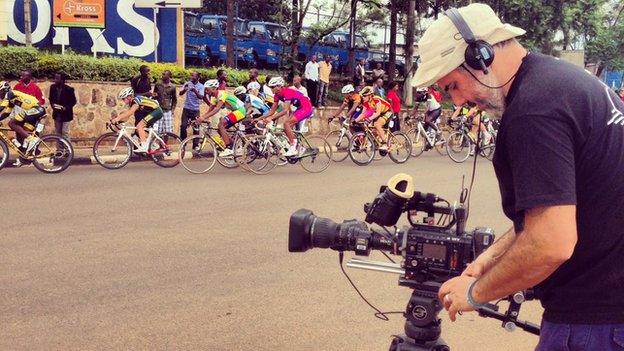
[444,8,476,45]
[444,7,495,73]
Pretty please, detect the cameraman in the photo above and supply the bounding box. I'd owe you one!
[413,3,624,350]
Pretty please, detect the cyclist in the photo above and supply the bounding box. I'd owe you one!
[329,84,363,125]
[111,87,163,153]
[195,79,247,157]
[262,77,314,157]
[354,86,393,151]
[0,81,46,160]
[413,87,442,139]
[245,82,270,118]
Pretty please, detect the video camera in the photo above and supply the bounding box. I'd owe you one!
[289,174,539,351]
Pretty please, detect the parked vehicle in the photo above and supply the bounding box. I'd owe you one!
[298,30,370,74]
[243,21,290,68]
[200,15,252,66]
[366,51,406,78]
[184,12,209,66]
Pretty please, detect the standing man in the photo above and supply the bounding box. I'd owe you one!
[372,63,386,81]
[48,73,76,140]
[304,55,319,106]
[412,4,624,350]
[14,70,45,105]
[152,70,177,135]
[216,69,228,90]
[244,68,260,87]
[179,72,205,148]
[131,65,153,126]
[318,55,332,107]
[386,81,401,131]
[373,78,386,98]
[354,59,366,87]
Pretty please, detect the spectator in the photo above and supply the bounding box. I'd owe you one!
[373,78,386,98]
[291,74,308,97]
[354,59,366,87]
[216,69,228,90]
[261,76,275,106]
[386,81,402,132]
[372,63,386,81]
[304,55,320,106]
[179,71,205,148]
[318,55,332,107]
[48,72,76,140]
[356,79,367,92]
[244,68,260,87]
[152,70,177,135]
[14,70,45,105]
[131,65,153,126]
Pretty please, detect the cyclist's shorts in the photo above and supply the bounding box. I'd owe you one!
[293,106,314,123]
[374,111,393,125]
[223,108,246,127]
[13,106,46,131]
[142,108,164,128]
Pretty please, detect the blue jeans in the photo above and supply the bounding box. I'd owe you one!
[536,321,624,351]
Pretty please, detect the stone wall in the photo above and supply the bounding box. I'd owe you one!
[33,80,452,144]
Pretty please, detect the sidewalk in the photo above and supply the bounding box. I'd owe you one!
[5,145,157,168]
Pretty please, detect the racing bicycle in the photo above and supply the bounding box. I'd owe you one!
[92,122,181,169]
[348,121,412,166]
[404,114,447,157]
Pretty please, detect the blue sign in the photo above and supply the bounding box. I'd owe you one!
[8,0,178,62]
[605,71,623,91]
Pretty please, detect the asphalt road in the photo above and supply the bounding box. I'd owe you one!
[1,155,542,350]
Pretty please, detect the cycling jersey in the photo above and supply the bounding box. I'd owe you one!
[246,94,270,115]
[343,93,362,110]
[425,93,441,112]
[131,96,163,127]
[362,96,393,124]
[0,91,46,131]
[275,88,313,122]
[210,90,245,112]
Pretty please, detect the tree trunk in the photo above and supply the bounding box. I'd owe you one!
[290,0,301,71]
[347,0,358,78]
[24,0,32,46]
[226,0,236,67]
[388,0,398,81]
[403,0,416,104]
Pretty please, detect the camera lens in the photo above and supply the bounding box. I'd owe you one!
[289,209,340,252]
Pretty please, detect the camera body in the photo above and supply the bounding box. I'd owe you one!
[289,173,495,285]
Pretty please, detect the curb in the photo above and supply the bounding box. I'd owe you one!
[6,154,158,168]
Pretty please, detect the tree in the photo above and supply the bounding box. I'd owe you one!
[201,0,289,23]
[586,1,624,76]
[387,0,398,81]
[289,0,314,72]
[403,0,416,104]
[225,0,235,67]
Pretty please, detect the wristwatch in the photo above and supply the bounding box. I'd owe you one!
[467,279,488,309]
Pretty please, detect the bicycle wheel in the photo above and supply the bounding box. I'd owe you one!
[241,135,276,175]
[481,144,495,161]
[348,132,376,166]
[325,130,350,162]
[32,134,74,173]
[387,132,412,164]
[179,135,217,174]
[150,132,181,168]
[299,135,332,173]
[0,140,8,171]
[93,132,132,169]
[446,131,471,163]
[215,137,240,169]
[405,128,425,157]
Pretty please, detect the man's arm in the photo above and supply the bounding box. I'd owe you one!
[171,87,177,110]
[113,104,140,122]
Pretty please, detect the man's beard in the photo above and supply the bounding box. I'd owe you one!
[470,75,506,119]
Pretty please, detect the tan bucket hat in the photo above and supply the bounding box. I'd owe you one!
[412,3,525,88]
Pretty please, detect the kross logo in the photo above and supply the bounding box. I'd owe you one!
[63,1,100,15]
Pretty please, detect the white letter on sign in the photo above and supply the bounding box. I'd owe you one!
[116,0,159,57]
[8,0,51,44]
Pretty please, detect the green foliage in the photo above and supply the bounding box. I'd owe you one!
[0,46,39,78]
[0,47,263,86]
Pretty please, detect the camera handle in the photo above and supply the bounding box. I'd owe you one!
[477,291,541,335]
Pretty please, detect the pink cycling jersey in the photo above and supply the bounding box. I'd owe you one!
[275,88,314,122]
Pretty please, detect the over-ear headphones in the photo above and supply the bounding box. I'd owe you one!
[445,7,495,74]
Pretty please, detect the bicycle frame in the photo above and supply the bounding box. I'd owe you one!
[111,124,165,154]
[0,126,50,160]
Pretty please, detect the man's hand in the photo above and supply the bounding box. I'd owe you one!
[462,252,497,279]
[438,276,477,322]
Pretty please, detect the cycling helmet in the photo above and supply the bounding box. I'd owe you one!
[247,81,261,91]
[267,77,285,88]
[359,86,374,96]
[204,79,219,89]
[233,86,247,96]
[118,87,134,99]
[341,84,355,94]
[0,81,11,93]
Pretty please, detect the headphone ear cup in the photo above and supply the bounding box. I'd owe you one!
[464,41,495,71]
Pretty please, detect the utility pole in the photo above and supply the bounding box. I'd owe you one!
[24,0,32,46]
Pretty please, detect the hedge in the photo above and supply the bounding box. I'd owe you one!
[0,46,265,86]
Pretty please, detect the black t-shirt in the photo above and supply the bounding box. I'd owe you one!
[493,53,624,324]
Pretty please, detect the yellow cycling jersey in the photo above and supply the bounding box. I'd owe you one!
[0,90,40,113]
[131,95,160,112]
